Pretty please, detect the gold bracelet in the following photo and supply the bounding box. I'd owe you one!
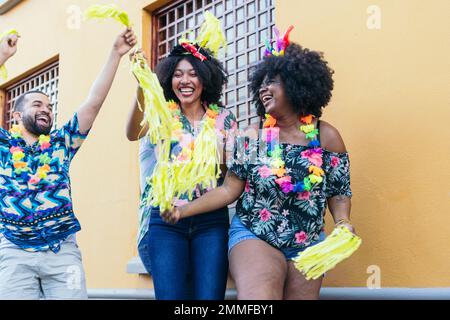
[335,218,352,226]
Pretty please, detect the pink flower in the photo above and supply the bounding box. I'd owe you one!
[264,127,280,143]
[301,149,323,167]
[258,165,273,178]
[297,191,311,200]
[331,156,340,168]
[40,142,51,151]
[29,176,41,185]
[275,176,293,193]
[259,208,272,222]
[245,180,250,192]
[215,110,227,131]
[9,146,23,153]
[295,231,308,244]
[280,182,293,193]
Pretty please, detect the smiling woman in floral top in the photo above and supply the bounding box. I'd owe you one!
[162,30,355,300]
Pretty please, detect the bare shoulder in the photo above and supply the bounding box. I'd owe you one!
[319,120,347,153]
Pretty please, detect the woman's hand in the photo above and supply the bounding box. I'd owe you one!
[129,48,148,83]
[112,28,137,57]
[0,33,19,60]
[337,222,356,235]
[129,48,148,63]
[161,207,184,224]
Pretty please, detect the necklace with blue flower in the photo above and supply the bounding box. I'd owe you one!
[9,125,52,185]
[262,114,324,200]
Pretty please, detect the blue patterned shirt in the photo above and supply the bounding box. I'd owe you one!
[0,113,88,253]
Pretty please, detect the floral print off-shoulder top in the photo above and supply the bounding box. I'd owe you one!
[227,120,352,250]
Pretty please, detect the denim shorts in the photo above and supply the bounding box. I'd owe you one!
[228,215,326,261]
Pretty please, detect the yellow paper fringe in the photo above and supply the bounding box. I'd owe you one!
[196,11,227,57]
[130,54,173,145]
[293,226,362,280]
[0,29,19,80]
[84,4,172,145]
[148,117,221,212]
[173,117,221,200]
[148,140,173,211]
[84,4,222,211]
[84,4,131,27]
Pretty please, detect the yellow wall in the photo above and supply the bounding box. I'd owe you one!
[1,0,449,289]
[276,0,450,287]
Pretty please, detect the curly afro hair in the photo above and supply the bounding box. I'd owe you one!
[155,44,228,106]
[250,43,334,118]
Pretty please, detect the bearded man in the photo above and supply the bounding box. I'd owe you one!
[0,28,137,300]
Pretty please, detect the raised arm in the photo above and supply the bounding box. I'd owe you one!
[161,171,246,224]
[77,28,137,134]
[0,33,18,68]
[126,49,151,141]
[126,86,148,141]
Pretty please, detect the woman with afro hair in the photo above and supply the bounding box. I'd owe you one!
[126,43,237,300]
[163,35,355,300]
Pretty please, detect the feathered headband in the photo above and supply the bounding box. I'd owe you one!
[264,25,294,57]
[170,11,227,62]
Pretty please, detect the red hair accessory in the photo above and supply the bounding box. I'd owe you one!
[180,42,207,62]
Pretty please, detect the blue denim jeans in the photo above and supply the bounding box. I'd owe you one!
[139,207,229,300]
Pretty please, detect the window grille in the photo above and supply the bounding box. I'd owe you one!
[152,0,275,128]
[3,61,59,130]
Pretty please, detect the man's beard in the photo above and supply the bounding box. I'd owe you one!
[22,113,53,136]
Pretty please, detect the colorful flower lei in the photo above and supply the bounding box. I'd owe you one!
[262,114,325,199]
[9,125,52,185]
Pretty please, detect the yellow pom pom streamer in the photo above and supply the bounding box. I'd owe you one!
[293,226,362,280]
[196,11,227,57]
[183,115,221,195]
[84,4,172,145]
[84,4,131,27]
[84,5,223,211]
[148,105,221,211]
[0,29,19,80]
[130,54,173,145]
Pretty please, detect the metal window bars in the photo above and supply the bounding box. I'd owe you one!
[3,61,59,130]
[152,0,275,129]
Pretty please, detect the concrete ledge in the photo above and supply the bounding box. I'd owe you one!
[88,288,237,300]
[88,288,450,300]
[126,211,238,275]
[126,256,148,275]
[319,287,450,300]
[0,0,22,14]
